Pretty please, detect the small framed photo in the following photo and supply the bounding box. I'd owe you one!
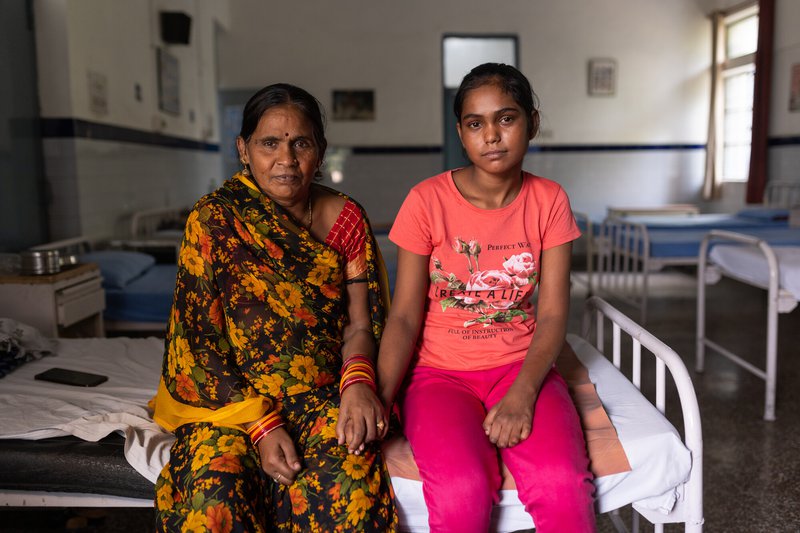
[588,58,617,97]
[332,90,375,121]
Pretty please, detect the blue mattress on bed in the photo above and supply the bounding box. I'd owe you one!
[104,264,177,323]
[646,226,800,258]
[623,209,789,231]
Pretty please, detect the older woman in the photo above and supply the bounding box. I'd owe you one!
[153,84,397,532]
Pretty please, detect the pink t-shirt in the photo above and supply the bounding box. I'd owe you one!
[389,170,581,371]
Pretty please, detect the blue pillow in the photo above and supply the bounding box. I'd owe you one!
[80,250,156,289]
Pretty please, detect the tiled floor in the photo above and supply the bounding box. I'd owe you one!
[2,269,799,532]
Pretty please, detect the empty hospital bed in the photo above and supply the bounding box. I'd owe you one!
[696,229,800,421]
[575,181,800,323]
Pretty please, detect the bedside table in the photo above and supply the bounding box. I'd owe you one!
[0,263,105,337]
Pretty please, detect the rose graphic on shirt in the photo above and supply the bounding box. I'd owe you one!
[464,270,516,308]
[431,238,538,327]
[502,252,536,287]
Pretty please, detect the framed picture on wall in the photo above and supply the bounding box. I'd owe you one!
[157,48,180,115]
[588,58,617,96]
[332,90,375,120]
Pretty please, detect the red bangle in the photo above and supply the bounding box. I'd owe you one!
[340,376,377,395]
[248,411,284,445]
[342,354,372,370]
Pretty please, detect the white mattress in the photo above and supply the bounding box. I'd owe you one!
[0,330,692,531]
[710,244,800,300]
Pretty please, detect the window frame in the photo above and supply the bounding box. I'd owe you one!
[715,3,759,184]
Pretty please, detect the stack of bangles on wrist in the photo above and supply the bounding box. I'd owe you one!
[340,354,376,394]
[248,410,284,446]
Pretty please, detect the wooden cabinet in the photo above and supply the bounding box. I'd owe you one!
[0,263,105,337]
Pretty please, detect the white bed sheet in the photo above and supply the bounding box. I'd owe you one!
[0,335,173,483]
[0,332,692,530]
[709,244,800,300]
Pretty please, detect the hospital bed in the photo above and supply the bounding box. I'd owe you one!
[0,297,703,532]
[111,205,189,263]
[696,230,800,421]
[83,249,175,333]
[576,181,800,323]
[593,216,800,323]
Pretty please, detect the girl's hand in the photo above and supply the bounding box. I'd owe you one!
[483,385,537,448]
[337,383,387,454]
[257,427,302,486]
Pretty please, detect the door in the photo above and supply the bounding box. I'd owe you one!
[442,35,518,171]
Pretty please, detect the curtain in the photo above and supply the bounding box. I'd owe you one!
[703,12,725,200]
[746,0,775,204]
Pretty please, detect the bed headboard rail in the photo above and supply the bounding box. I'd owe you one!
[129,206,188,238]
[764,180,800,208]
[29,236,95,256]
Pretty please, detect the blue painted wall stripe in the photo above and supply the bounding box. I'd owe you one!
[40,118,220,152]
[39,117,800,153]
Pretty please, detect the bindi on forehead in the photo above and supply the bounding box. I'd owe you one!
[285,132,289,137]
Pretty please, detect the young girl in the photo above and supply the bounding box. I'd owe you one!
[377,63,596,532]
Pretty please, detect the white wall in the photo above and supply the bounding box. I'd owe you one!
[36,0,228,142]
[771,0,800,137]
[27,0,800,237]
[33,0,230,241]
[218,0,710,147]
[217,0,712,221]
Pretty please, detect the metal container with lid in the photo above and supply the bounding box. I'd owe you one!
[20,250,61,275]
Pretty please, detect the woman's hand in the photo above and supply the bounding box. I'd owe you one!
[483,384,537,449]
[337,383,387,454]
[256,427,302,486]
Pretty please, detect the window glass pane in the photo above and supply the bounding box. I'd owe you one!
[726,15,758,58]
[724,71,754,110]
[724,110,752,143]
[723,145,751,182]
[721,69,754,182]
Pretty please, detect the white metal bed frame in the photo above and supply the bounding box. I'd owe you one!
[582,180,800,324]
[109,206,189,261]
[582,296,703,533]
[572,206,700,315]
[696,230,798,421]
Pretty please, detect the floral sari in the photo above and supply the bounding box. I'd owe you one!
[153,174,396,532]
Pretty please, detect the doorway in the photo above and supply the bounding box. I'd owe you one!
[442,35,518,170]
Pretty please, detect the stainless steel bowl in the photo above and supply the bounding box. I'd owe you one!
[20,250,61,275]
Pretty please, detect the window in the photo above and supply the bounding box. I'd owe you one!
[718,5,758,182]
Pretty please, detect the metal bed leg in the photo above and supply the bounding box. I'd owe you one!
[696,236,710,373]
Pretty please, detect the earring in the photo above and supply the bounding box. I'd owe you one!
[240,159,250,177]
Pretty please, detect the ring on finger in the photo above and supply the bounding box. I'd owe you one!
[376,420,385,431]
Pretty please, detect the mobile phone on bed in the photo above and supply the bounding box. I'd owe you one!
[34,367,108,387]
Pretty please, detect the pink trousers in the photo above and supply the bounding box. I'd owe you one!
[400,361,596,533]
